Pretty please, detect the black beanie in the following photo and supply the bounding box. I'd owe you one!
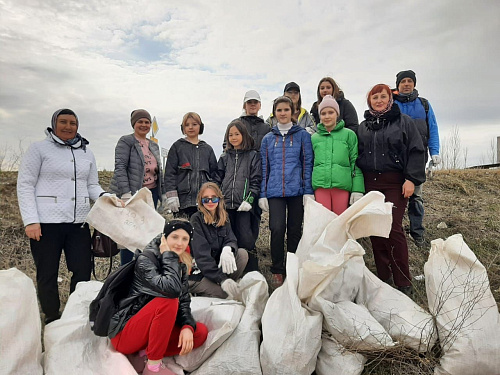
[163,220,194,243]
[396,70,417,88]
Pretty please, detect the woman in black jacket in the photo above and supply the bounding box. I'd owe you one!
[109,220,208,375]
[357,84,425,296]
[189,182,248,299]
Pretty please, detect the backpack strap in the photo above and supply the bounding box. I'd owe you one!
[418,97,430,136]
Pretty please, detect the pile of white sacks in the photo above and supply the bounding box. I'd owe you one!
[1,192,499,375]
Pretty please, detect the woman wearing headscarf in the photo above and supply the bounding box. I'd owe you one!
[17,109,107,324]
[356,84,425,296]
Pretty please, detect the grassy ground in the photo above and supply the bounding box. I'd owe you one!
[1,169,499,374]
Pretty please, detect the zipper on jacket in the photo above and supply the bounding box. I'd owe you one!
[230,151,238,207]
[282,135,286,197]
[70,148,77,223]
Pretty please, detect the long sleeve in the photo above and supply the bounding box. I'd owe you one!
[260,136,270,198]
[86,150,105,200]
[248,151,262,200]
[347,131,365,193]
[163,143,179,192]
[17,143,42,226]
[111,136,133,195]
[427,102,440,156]
[302,133,314,195]
[341,99,359,134]
[403,116,426,185]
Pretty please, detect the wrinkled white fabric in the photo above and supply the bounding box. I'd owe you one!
[315,334,366,375]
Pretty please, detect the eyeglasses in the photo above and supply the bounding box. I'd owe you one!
[201,197,220,204]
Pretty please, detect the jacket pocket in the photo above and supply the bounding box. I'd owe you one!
[177,166,192,194]
[37,196,57,204]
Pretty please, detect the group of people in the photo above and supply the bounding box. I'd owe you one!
[17,70,440,374]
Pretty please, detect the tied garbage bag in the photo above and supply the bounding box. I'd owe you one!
[43,281,136,375]
[260,253,323,375]
[315,333,366,375]
[175,297,245,372]
[86,187,164,252]
[0,268,43,375]
[190,272,269,375]
[425,234,500,375]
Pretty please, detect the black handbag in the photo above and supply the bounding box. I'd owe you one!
[91,229,119,280]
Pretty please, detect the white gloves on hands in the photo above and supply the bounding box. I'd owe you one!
[303,194,315,206]
[349,192,364,205]
[431,155,441,165]
[166,196,180,213]
[258,198,269,212]
[218,246,237,274]
[305,126,315,135]
[237,201,252,212]
[221,279,240,300]
[121,192,132,202]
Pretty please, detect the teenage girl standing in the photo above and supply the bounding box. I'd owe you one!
[163,112,218,218]
[259,96,314,288]
[216,119,262,272]
[311,95,364,215]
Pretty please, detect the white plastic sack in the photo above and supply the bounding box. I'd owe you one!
[260,253,323,375]
[0,268,43,375]
[356,267,436,352]
[43,281,136,375]
[424,234,500,375]
[174,297,245,372]
[310,297,394,351]
[86,187,164,251]
[315,333,366,375]
[190,272,269,375]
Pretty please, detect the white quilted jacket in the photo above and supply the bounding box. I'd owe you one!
[17,135,104,226]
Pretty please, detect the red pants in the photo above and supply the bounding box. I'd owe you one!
[364,172,411,287]
[111,297,208,361]
[314,187,350,215]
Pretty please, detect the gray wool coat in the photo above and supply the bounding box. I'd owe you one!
[109,134,165,197]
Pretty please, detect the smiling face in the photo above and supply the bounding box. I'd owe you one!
[370,88,391,112]
[228,125,243,149]
[183,117,201,140]
[320,107,338,129]
[244,99,261,116]
[54,114,78,141]
[275,102,293,124]
[398,77,415,94]
[133,118,151,139]
[319,81,334,99]
[165,229,190,255]
[201,187,219,214]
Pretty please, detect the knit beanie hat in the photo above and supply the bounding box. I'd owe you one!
[163,220,194,244]
[130,109,152,128]
[51,108,79,131]
[318,95,340,116]
[396,70,417,88]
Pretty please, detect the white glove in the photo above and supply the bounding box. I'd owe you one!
[121,192,132,202]
[237,201,252,212]
[258,198,269,212]
[166,196,180,213]
[349,192,364,205]
[221,278,240,300]
[303,194,315,206]
[431,155,441,165]
[305,126,315,135]
[161,193,167,207]
[218,246,237,274]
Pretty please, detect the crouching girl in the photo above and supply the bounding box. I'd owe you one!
[109,220,208,375]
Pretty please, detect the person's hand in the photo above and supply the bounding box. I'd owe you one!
[178,327,194,355]
[25,223,42,241]
[159,234,170,254]
[258,198,269,212]
[349,192,364,205]
[303,194,315,206]
[166,196,180,213]
[221,278,240,300]
[402,180,415,198]
[218,246,237,274]
[237,201,252,212]
[431,155,441,165]
[305,126,315,135]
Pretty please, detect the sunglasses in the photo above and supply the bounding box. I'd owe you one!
[201,197,220,204]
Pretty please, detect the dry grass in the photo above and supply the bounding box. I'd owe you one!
[1,169,499,374]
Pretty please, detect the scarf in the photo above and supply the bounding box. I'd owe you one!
[368,96,394,118]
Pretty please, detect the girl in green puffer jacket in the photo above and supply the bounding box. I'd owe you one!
[311,95,364,215]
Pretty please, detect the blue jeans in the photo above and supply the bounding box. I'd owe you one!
[408,184,425,240]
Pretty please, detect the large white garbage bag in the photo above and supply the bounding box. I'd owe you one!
[43,281,136,375]
[0,268,43,375]
[190,272,269,375]
[424,234,500,375]
[260,253,322,375]
[356,267,436,352]
[86,187,164,251]
[175,297,244,372]
[315,333,366,375]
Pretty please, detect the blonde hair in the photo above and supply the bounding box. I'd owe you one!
[179,251,193,274]
[196,182,228,227]
[181,112,204,135]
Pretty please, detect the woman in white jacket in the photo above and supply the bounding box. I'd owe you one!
[17,109,106,324]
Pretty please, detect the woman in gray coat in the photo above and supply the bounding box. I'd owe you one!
[109,109,165,264]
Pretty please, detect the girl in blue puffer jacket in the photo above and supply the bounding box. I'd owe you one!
[259,96,314,289]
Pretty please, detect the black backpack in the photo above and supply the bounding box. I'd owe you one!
[89,250,157,337]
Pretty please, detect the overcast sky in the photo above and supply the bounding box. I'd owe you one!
[1,0,499,169]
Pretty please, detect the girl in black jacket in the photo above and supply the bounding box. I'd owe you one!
[189,182,248,299]
[109,220,208,375]
[357,84,425,297]
[216,120,262,272]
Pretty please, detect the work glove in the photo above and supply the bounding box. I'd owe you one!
[258,198,269,212]
[218,246,237,274]
[349,192,364,205]
[305,126,315,135]
[221,279,240,300]
[121,192,132,202]
[303,194,315,206]
[431,155,441,165]
[237,201,252,212]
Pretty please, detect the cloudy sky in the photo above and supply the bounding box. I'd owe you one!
[1,0,499,169]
